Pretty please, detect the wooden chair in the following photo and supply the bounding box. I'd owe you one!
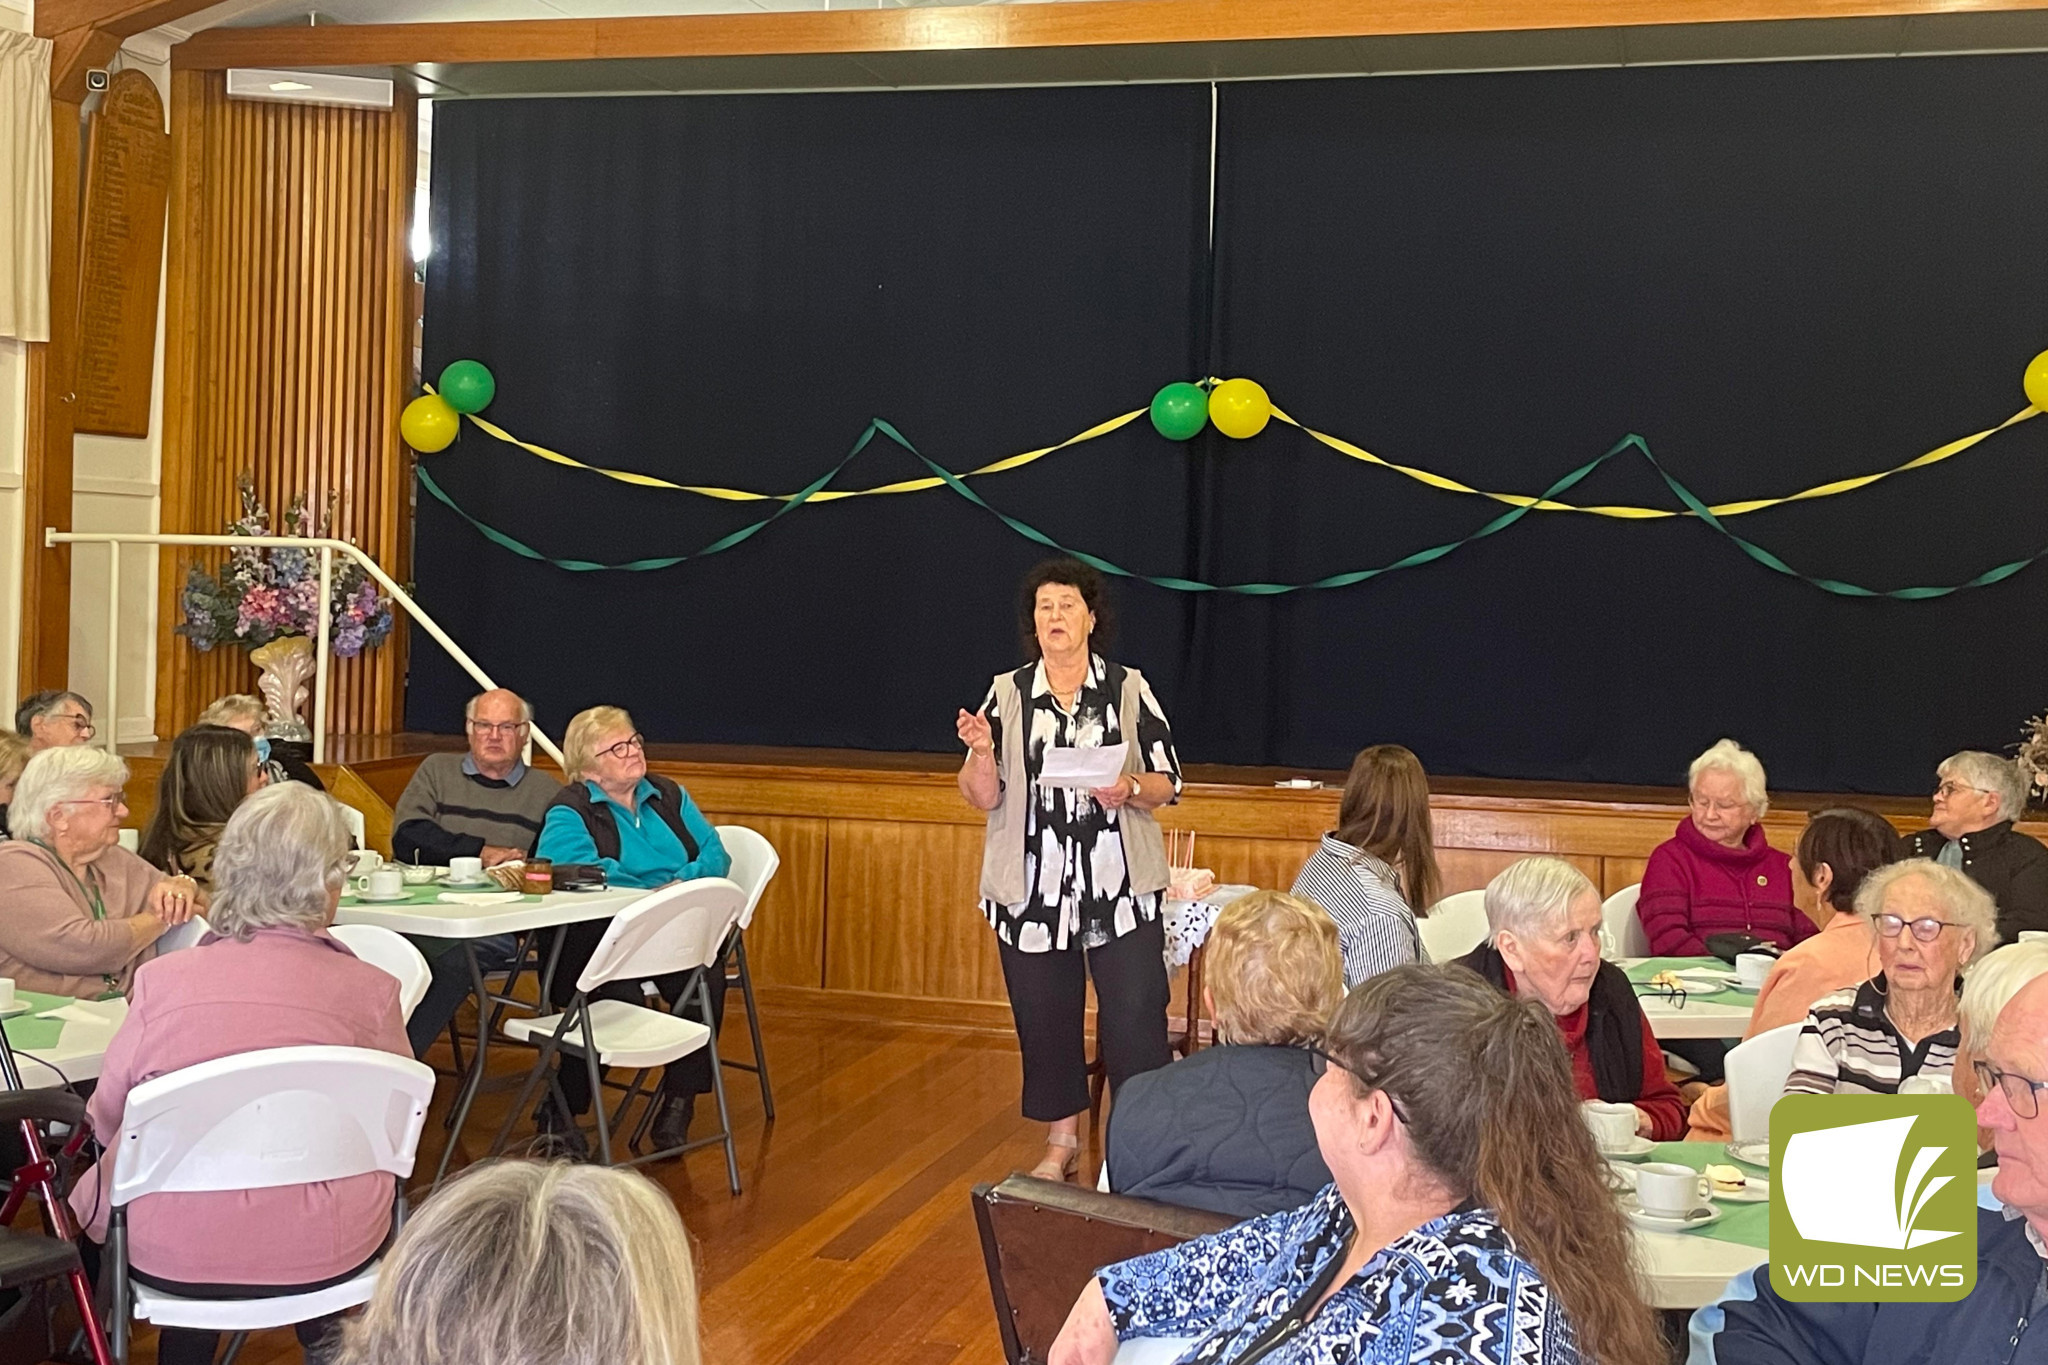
[971,1174,1232,1365]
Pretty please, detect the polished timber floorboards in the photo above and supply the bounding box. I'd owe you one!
[140,1012,1049,1365]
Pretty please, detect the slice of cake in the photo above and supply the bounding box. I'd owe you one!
[1703,1163,1747,1195]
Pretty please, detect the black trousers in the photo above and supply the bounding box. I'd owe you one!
[997,912,1171,1122]
[547,918,730,1115]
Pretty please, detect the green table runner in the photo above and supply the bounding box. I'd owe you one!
[1636,1141,1771,1250]
[340,885,538,907]
[3,988,108,1052]
[1625,956,1758,1009]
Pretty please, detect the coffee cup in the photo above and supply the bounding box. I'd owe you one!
[0,978,18,1011]
[1582,1100,1639,1152]
[1635,1161,1710,1218]
[449,856,485,884]
[1735,952,1775,990]
[355,867,404,899]
[348,849,383,877]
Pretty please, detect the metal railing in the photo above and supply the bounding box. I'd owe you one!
[44,529,563,767]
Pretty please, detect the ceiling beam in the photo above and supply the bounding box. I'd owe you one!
[36,0,237,40]
[167,0,2048,71]
[50,23,123,101]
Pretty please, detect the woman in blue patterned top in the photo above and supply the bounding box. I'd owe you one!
[1048,964,1665,1365]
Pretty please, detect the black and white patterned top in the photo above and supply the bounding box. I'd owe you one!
[978,655,1184,954]
[1784,974,1960,1097]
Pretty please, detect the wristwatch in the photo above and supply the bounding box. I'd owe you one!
[1126,774,1142,799]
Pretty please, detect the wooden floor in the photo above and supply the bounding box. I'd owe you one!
[112,1009,1049,1365]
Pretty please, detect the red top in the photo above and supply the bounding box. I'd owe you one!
[1637,817,1811,957]
[1505,963,1689,1141]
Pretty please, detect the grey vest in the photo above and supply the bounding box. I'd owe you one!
[978,661,1170,907]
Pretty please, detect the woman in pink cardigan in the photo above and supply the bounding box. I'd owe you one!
[1637,738,1811,958]
[71,782,409,1365]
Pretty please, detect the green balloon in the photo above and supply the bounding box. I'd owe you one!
[1149,382,1208,441]
[438,359,496,415]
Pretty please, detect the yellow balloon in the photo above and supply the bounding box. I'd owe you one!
[401,394,460,453]
[2026,350,2048,413]
[1208,377,1271,440]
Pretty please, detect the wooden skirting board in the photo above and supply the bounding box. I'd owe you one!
[116,736,1998,1032]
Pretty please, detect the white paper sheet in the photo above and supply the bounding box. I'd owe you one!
[1038,742,1129,790]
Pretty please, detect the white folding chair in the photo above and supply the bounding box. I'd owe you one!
[1724,1022,1803,1143]
[153,916,211,956]
[1602,883,1650,959]
[104,1045,435,1365]
[489,878,747,1189]
[1418,889,1491,962]
[326,924,432,1021]
[715,825,781,1120]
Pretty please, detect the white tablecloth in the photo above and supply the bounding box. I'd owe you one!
[1160,885,1260,967]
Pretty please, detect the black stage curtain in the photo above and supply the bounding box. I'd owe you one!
[414,85,1211,751]
[416,58,2048,795]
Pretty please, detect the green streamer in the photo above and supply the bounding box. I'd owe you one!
[416,422,2048,599]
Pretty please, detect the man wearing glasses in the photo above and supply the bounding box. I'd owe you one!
[392,689,561,869]
[15,690,95,752]
[1906,750,2048,944]
[1690,975,2048,1361]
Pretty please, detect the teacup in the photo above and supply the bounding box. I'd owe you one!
[449,855,485,884]
[1635,1162,1710,1218]
[348,849,383,877]
[1735,952,1775,990]
[1582,1100,1638,1152]
[0,978,18,1011]
[354,867,404,899]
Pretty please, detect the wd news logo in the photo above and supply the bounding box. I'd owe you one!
[1770,1095,1977,1302]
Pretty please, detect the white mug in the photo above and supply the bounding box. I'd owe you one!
[1581,1100,1638,1152]
[0,977,18,1011]
[348,849,383,877]
[1735,952,1775,990]
[449,856,485,884]
[1635,1161,1709,1217]
[354,867,404,899]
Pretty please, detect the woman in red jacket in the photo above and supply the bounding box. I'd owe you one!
[1637,737,1811,958]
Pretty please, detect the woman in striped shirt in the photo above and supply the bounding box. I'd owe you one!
[1784,859,1996,1097]
[1290,745,1440,987]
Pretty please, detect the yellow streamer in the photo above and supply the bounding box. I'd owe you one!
[453,390,2038,520]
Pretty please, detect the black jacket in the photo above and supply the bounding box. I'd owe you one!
[1905,821,2048,943]
[1105,1043,1332,1221]
[1695,1208,2048,1364]
[1454,942,1646,1102]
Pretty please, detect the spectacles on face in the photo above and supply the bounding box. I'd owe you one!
[1307,1046,1410,1123]
[468,720,528,738]
[598,733,646,761]
[1934,781,1992,801]
[57,794,122,814]
[1689,795,1747,817]
[50,713,94,739]
[1876,913,1959,943]
[1975,1061,2048,1120]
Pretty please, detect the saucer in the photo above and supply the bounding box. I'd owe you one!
[352,889,413,903]
[1598,1136,1657,1160]
[442,876,493,889]
[1726,980,1762,994]
[1620,1193,1724,1232]
[1726,1140,1771,1169]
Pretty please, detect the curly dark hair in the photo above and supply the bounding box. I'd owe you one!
[1016,558,1114,659]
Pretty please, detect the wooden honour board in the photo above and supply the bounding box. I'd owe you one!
[75,70,171,439]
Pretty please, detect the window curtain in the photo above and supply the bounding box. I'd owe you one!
[0,29,50,343]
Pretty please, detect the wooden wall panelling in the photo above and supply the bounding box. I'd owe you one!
[824,818,1003,1003]
[1603,857,1650,897]
[154,73,416,742]
[74,71,170,437]
[20,100,82,697]
[701,811,828,990]
[1434,847,1602,898]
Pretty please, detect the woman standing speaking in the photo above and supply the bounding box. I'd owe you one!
[957,558,1183,1182]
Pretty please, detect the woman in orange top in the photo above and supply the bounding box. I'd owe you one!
[1685,806,1898,1140]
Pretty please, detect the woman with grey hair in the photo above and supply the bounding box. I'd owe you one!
[1453,856,1687,1139]
[68,782,410,1365]
[1956,941,2048,1114]
[1785,858,1996,1099]
[1637,737,1806,960]
[0,747,195,996]
[333,1160,702,1365]
[1906,750,2048,945]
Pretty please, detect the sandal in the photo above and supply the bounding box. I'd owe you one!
[1029,1131,1081,1182]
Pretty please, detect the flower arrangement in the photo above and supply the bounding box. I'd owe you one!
[2020,714,2048,799]
[177,474,395,658]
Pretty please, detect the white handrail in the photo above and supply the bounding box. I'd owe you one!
[44,528,563,767]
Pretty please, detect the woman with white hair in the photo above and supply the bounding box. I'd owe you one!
[68,782,410,1365]
[1636,738,1807,958]
[1453,856,1687,1139]
[1956,940,2048,1116]
[1784,859,1996,1098]
[0,747,197,995]
[333,1159,702,1365]
[1905,750,2048,945]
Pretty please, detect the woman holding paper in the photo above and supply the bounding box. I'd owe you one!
[957,558,1184,1183]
